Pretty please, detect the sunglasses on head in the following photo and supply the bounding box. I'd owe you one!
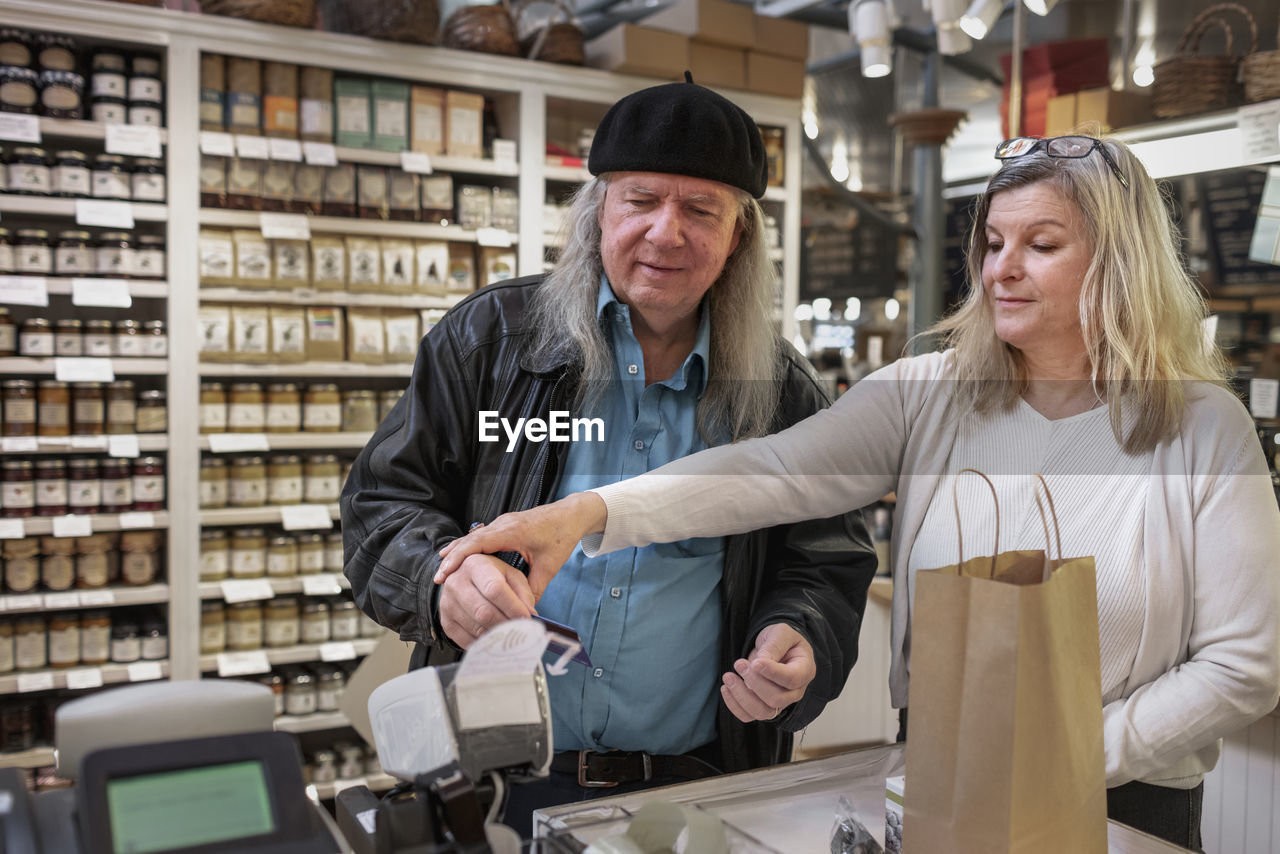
[994,136,1130,190]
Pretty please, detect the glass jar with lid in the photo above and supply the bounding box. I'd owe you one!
[297,533,326,575]
[8,147,49,195]
[135,389,166,433]
[1,460,35,518]
[200,600,226,654]
[15,231,51,275]
[18,317,52,356]
[36,34,75,72]
[83,319,113,358]
[51,151,90,198]
[303,455,342,504]
[4,539,39,593]
[260,672,284,716]
[110,621,141,663]
[265,597,300,648]
[0,67,37,118]
[71,382,105,434]
[54,230,94,275]
[91,154,131,200]
[92,95,126,125]
[0,306,13,355]
[35,459,69,516]
[265,384,301,433]
[41,539,75,595]
[230,527,267,579]
[311,749,337,784]
[80,610,110,664]
[76,533,114,589]
[267,455,302,506]
[98,459,133,513]
[199,457,228,509]
[0,30,33,68]
[325,532,344,573]
[37,380,70,437]
[341,390,379,432]
[14,616,46,670]
[316,665,345,712]
[132,457,165,511]
[133,234,165,279]
[37,72,82,120]
[226,602,264,651]
[114,320,144,357]
[0,621,13,675]
[68,458,101,515]
[131,158,165,202]
[300,600,330,644]
[141,320,166,358]
[330,599,360,641]
[90,50,126,98]
[200,529,230,581]
[229,456,266,508]
[120,530,161,585]
[303,384,341,432]
[106,381,136,434]
[284,669,317,716]
[2,380,35,437]
[48,613,80,669]
[96,231,133,277]
[229,383,265,433]
[53,319,81,357]
[200,383,227,434]
[140,617,167,660]
[267,535,298,578]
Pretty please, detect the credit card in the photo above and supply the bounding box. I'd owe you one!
[533,615,592,667]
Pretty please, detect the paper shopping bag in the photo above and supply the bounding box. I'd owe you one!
[902,471,1107,854]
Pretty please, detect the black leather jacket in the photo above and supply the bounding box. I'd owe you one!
[341,275,878,772]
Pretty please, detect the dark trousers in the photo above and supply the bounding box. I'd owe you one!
[896,709,1204,851]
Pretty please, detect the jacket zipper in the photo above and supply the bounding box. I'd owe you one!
[507,372,565,571]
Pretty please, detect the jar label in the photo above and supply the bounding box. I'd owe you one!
[136,405,166,434]
[128,106,162,127]
[74,399,105,425]
[111,637,140,662]
[1,481,32,508]
[231,547,266,577]
[228,403,265,430]
[199,471,227,505]
[0,244,13,273]
[144,334,167,358]
[303,403,341,429]
[97,246,132,276]
[42,553,75,589]
[92,171,130,200]
[268,476,302,504]
[115,334,144,358]
[300,620,329,644]
[318,686,340,711]
[141,635,167,660]
[5,398,36,423]
[8,163,48,193]
[132,475,164,503]
[227,620,262,648]
[199,403,227,430]
[122,551,156,584]
[267,551,297,577]
[92,72,126,98]
[49,627,79,666]
[132,173,165,202]
[305,475,341,503]
[0,636,14,672]
[200,623,226,652]
[84,334,113,357]
[331,616,359,641]
[55,246,94,274]
[52,165,91,196]
[15,632,45,670]
[82,625,110,662]
[55,335,82,357]
[108,400,136,425]
[41,83,79,112]
[286,692,316,716]
[266,403,300,430]
[128,77,161,102]
[299,549,326,573]
[16,246,52,275]
[37,478,68,507]
[266,620,298,646]
[70,479,102,509]
[200,547,229,580]
[6,555,38,591]
[230,477,265,506]
[325,545,344,573]
[102,477,132,509]
[38,401,69,428]
[134,248,165,278]
[92,101,127,124]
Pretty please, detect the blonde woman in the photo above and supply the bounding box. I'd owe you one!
[438,135,1280,848]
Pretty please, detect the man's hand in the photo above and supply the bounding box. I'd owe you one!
[720,623,816,723]
[436,493,607,600]
[438,553,538,649]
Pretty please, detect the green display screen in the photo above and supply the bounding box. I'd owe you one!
[107,760,276,853]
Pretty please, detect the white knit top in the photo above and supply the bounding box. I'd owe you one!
[909,400,1150,705]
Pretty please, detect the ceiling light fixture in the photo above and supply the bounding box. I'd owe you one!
[959,0,1001,39]
[1022,0,1058,15]
[849,0,895,78]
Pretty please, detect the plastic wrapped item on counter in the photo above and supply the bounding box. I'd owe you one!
[830,795,883,854]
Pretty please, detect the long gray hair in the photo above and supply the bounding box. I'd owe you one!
[525,175,782,443]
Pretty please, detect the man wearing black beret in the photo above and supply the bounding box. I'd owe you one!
[341,75,877,835]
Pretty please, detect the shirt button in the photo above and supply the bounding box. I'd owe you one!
[593,668,604,678]
[633,440,644,451]
[610,587,621,598]
[627,364,638,375]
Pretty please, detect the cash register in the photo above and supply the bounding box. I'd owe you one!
[0,680,350,854]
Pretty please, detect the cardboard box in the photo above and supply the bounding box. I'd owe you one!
[371,80,410,152]
[585,25,689,79]
[1045,93,1077,136]
[753,14,808,60]
[444,90,484,159]
[746,51,804,98]
[647,0,755,49]
[690,41,745,90]
[411,86,445,155]
[1075,87,1151,132]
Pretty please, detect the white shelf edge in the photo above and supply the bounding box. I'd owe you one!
[0,358,169,375]
[197,208,500,243]
[0,584,170,614]
[199,287,462,309]
[44,279,170,299]
[199,432,372,451]
[311,773,397,800]
[274,711,351,733]
[198,504,341,527]
[544,163,590,183]
[0,196,168,221]
[12,435,168,455]
[20,511,169,536]
[762,186,787,203]
[198,576,352,600]
[198,637,380,672]
[0,659,169,696]
[198,361,413,378]
[332,147,517,177]
[34,118,170,144]
[0,747,55,769]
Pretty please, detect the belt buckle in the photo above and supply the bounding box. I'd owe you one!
[577,750,620,788]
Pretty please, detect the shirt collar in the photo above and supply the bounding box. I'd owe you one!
[598,274,710,398]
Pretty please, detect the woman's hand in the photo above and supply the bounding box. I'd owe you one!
[436,492,608,599]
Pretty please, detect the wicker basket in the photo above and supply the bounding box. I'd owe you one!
[515,0,584,65]
[442,2,520,56]
[201,0,316,28]
[1151,2,1257,119]
[317,0,439,44]
[1242,15,1280,102]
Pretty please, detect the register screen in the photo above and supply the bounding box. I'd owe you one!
[107,759,276,853]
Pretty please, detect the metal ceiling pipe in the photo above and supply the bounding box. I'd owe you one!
[800,133,915,237]
[908,52,946,350]
[1008,0,1026,136]
[801,22,1005,86]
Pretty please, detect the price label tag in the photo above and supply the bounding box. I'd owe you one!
[217,650,271,677]
[117,511,156,530]
[79,590,116,606]
[52,515,93,538]
[221,579,275,604]
[400,151,433,174]
[0,275,49,307]
[72,278,132,308]
[43,592,81,609]
[280,504,333,531]
[108,435,140,458]
[55,358,115,383]
[5,595,42,611]
[492,139,517,166]
[1,438,38,453]
[1251,378,1279,419]
[475,227,513,248]
[0,114,39,143]
[268,138,303,161]
[302,574,343,596]
[65,667,105,690]
[0,520,23,540]
[303,142,338,166]
[17,672,55,694]
[200,131,236,156]
[1239,101,1280,165]
[127,661,164,682]
[208,433,270,453]
[320,641,357,662]
[259,212,311,241]
[70,435,109,450]
[75,199,135,229]
[105,124,162,158]
[235,134,271,159]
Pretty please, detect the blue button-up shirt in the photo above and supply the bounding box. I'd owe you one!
[538,277,726,755]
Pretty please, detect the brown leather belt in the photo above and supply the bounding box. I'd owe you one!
[549,749,720,788]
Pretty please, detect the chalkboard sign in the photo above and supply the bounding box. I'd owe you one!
[944,196,978,308]
[800,217,898,301]
[1198,169,1280,290]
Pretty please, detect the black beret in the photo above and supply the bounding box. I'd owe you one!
[588,72,767,199]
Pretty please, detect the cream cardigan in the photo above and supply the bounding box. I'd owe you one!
[587,351,1280,787]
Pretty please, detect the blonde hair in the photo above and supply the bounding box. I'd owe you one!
[929,134,1229,453]
[525,175,782,443]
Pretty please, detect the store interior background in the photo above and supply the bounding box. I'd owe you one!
[0,0,1278,851]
